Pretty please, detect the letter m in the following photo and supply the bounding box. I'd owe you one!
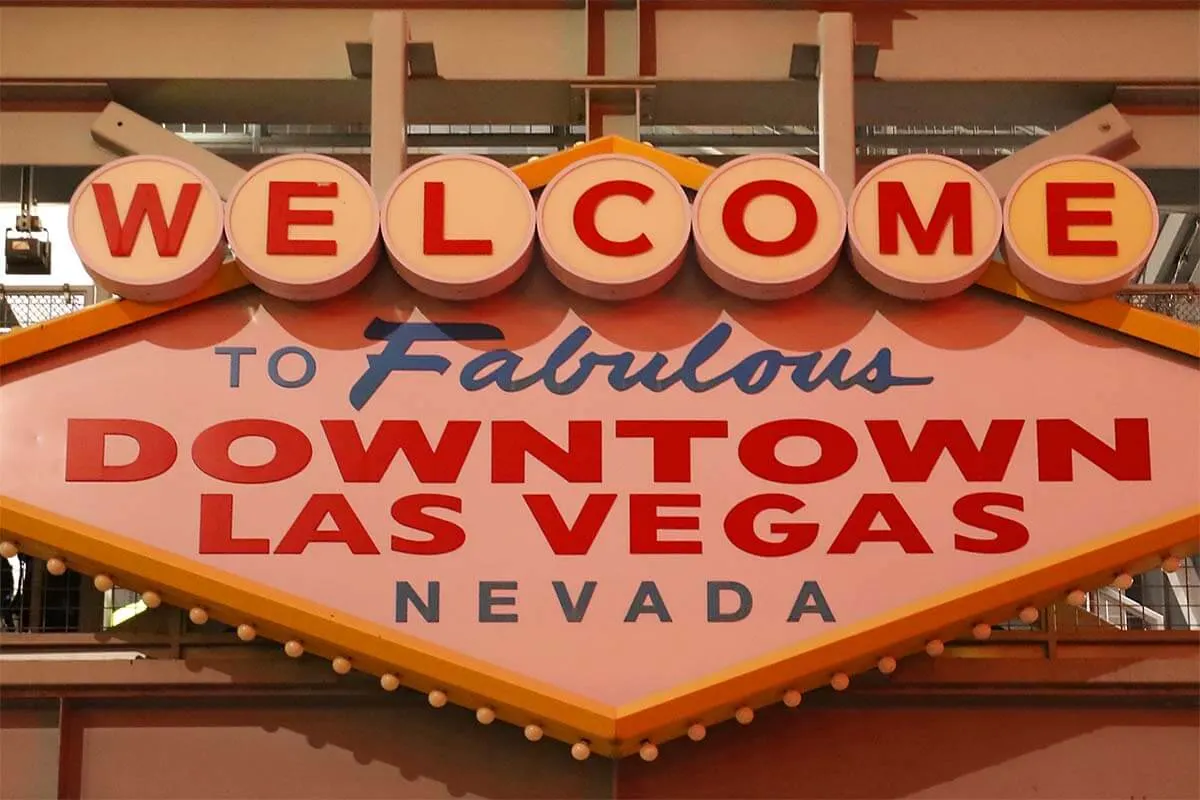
[91,182,203,257]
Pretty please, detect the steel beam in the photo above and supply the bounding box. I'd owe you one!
[89,103,247,197]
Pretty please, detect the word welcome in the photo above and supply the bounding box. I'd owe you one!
[67,150,1158,307]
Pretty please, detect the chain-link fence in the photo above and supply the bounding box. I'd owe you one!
[1117,286,1200,326]
[0,285,95,333]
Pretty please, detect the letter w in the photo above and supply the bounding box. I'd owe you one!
[866,419,1024,482]
[91,182,202,257]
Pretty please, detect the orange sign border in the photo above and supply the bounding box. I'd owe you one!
[1,137,1198,759]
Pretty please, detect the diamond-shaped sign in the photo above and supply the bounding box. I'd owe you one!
[1,140,1197,757]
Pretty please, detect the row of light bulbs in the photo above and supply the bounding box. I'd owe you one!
[0,539,1185,761]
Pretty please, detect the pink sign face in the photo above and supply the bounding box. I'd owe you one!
[1,266,1197,708]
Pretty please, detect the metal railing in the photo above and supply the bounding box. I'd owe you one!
[0,284,95,333]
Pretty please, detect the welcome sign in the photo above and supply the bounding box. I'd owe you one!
[1,138,1197,758]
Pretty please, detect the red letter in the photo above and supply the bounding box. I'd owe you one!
[739,419,858,484]
[422,181,493,256]
[65,418,177,482]
[391,494,466,555]
[323,420,479,483]
[573,180,654,257]
[198,494,270,554]
[866,419,1024,482]
[1045,182,1118,257]
[629,494,702,555]
[525,494,618,555]
[1037,418,1150,482]
[722,179,818,256]
[827,494,933,554]
[274,494,380,555]
[877,181,973,256]
[91,183,202,258]
[953,493,1028,555]
[266,181,338,256]
[492,421,602,483]
[192,420,312,484]
[724,494,819,557]
[615,420,729,482]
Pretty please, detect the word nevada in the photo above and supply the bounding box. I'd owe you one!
[68,149,1158,307]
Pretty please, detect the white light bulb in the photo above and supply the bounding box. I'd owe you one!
[427,689,447,708]
[188,606,208,625]
[475,707,495,725]
[639,741,659,762]
[524,724,544,742]
[93,573,114,592]
[571,741,591,761]
[380,673,401,692]
[236,623,256,642]
[284,639,304,658]
[141,590,162,609]
[332,656,352,675]
[46,558,67,576]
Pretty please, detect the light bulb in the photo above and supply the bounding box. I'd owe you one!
[639,741,659,762]
[46,558,67,576]
[0,541,17,559]
[332,656,352,675]
[972,623,992,640]
[427,689,447,708]
[877,656,897,675]
[1162,556,1182,574]
[1066,589,1086,607]
[475,707,495,725]
[1112,572,1134,591]
[524,724,544,742]
[93,573,114,592]
[284,640,304,658]
[782,689,803,708]
[686,723,706,742]
[925,639,945,657]
[141,590,162,609]
[571,741,591,761]
[380,673,401,692]
[734,706,754,725]
[831,672,850,691]
[188,606,208,625]
[236,623,256,642]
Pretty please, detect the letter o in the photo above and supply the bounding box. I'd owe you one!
[192,419,313,484]
[537,154,691,300]
[738,420,858,484]
[692,154,845,300]
[267,346,317,389]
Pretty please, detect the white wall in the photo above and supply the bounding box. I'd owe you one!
[0,202,93,288]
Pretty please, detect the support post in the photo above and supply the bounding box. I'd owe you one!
[818,12,856,201]
[370,11,408,200]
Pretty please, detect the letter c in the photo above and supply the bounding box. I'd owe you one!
[572,180,654,257]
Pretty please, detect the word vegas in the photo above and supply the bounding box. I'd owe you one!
[67,150,1157,307]
[66,415,1153,563]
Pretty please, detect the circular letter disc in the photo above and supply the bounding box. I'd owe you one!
[537,154,691,301]
[1003,155,1157,302]
[847,154,1002,301]
[692,154,846,300]
[68,155,225,302]
[225,153,380,301]
[381,155,535,300]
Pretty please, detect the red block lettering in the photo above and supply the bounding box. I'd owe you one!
[1045,182,1118,257]
[629,494,702,555]
[266,181,338,256]
[867,419,1024,482]
[525,494,617,555]
[615,420,729,482]
[953,492,1029,555]
[322,420,479,483]
[198,494,270,554]
[91,183,202,258]
[274,494,380,555]
[492,421,602,483]
[1036,418,1151,481]
[391,494,466,555]
[877,181,974,256]
[722,179,818,257]
[65,418,177,482]
[724,494,819,557]
[827,494,934,554]
[422,181,493,256]
[192,419,313,484]
[573,180,654,257]
[739,419,858,484]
